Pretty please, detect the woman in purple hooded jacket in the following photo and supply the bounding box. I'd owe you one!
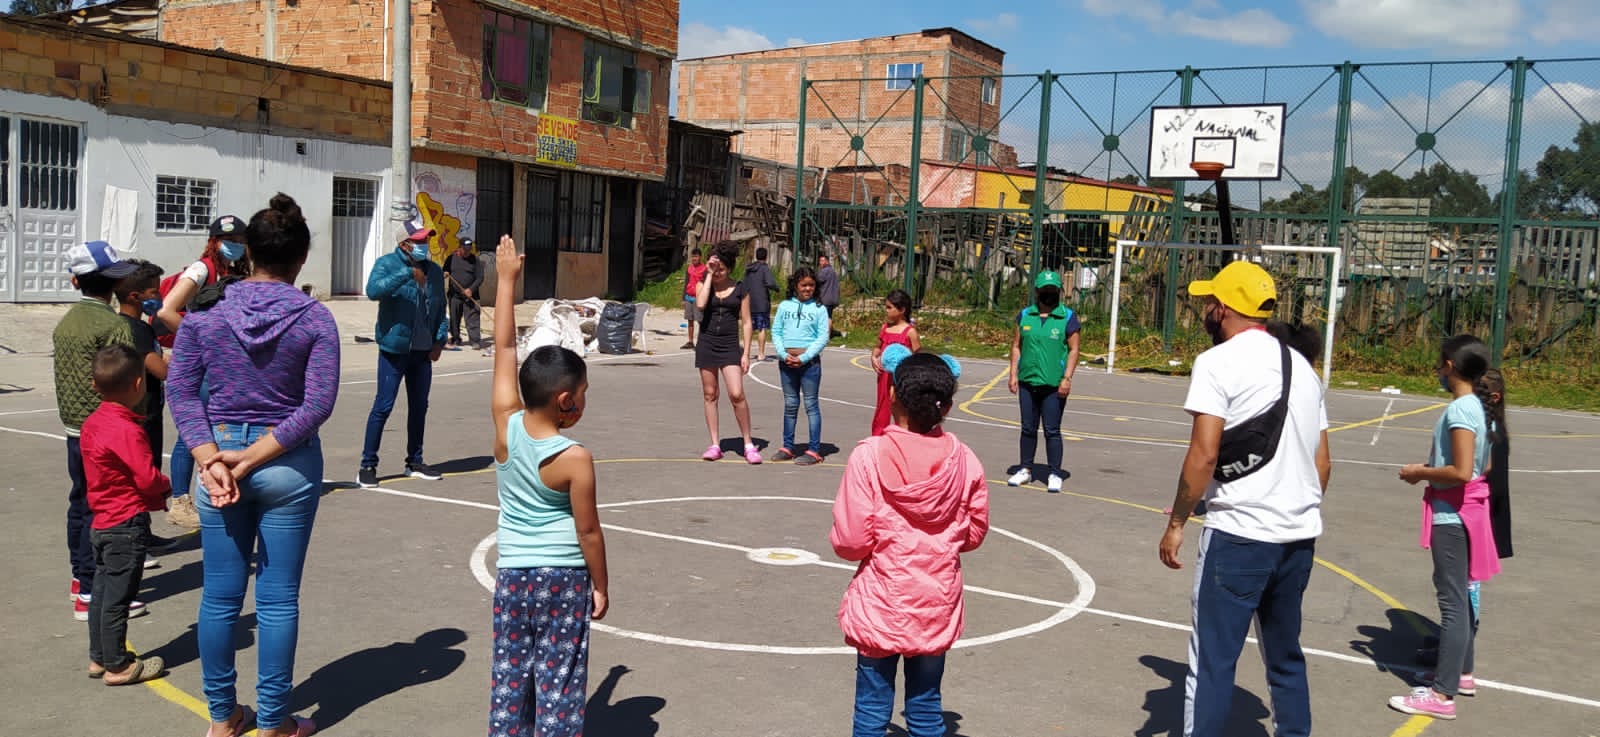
[168,193,339,737]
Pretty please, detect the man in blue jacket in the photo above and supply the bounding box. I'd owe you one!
[358,217,448,488]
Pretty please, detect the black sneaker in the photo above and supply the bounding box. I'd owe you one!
[406,462,442,481]
[356,467,379,488]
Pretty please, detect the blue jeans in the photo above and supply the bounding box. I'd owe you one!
[853,652,946,737]
[1017,383,1065,476]
[361,349,432,469]
[196,423,321,729]
[1186,528,1314,737]
[780,359,822,454]
[66,436,94,591]
[170,380,211,498]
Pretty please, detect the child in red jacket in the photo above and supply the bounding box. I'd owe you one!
[82,345,170,684]
[830,345,989,737]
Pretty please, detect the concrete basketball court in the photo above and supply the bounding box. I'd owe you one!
[2,305,1597,737]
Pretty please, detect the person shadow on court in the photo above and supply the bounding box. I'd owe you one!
[885,710,969,736]
[288,628,468,730]
[585,665,665,737]
[1137,655,1269,737]
[1350,607,1437,686]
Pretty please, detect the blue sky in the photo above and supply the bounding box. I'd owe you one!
[676,0,1599,199]
[678,0,1599,72]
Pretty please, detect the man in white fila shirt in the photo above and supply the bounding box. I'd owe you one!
[1158,261,1332,737]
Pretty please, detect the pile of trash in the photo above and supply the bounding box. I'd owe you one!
[514,298,638,362]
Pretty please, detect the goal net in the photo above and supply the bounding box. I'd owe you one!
[1106,240,1344,386]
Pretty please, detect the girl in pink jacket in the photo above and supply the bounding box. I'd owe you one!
[830,346,989,737]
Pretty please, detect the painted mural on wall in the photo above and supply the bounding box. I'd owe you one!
[411,164,476,264]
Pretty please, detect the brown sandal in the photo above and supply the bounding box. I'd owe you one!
[103,656,164,685]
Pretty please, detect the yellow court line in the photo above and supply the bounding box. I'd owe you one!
[1329,403,1447,433]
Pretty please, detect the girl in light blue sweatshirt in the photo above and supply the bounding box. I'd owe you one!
[771,266,831,465]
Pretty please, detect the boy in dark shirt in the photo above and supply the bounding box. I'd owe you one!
[82,345,169,684]
[114,261,170,470]
[742,247,779,361]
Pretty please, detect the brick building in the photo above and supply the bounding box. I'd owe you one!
[0,15,392,302]
[155,0,678,299]
[676,27,1015,200]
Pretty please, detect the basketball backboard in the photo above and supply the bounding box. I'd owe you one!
[1147,103,1286,180]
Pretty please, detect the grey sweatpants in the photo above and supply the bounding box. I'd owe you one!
[1431,524,1478,696]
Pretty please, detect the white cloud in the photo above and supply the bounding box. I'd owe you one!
[968,12,1021,36]
[1081,0,1292,48]
[1302,0,1520,50]
[1529,0,1600,43]
[678,23,781,60]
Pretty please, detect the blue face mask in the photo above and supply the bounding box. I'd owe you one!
[140,299,161,317]
[219,240,246,262]
[409,243,430,261]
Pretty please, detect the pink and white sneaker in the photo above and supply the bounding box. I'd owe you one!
[1420,671,1476,696]
[701,444,725,461]
[1389,687,1456,719]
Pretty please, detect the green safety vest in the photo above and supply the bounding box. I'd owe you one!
[1016,304,1078,387]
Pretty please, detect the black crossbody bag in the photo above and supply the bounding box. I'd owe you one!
[1213,340,1292,482]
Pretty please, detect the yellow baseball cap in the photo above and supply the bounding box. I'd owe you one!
[1187,261,1277,318]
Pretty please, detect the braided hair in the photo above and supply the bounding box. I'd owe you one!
[1476,367,1508,447]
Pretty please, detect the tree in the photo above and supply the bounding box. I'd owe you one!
[1517,121,1600,217]
[6,0,72,14]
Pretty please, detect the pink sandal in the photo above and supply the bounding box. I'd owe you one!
[259,715,315,737]
[701,444,724,461]
[204,705,256,737]
[743,444,762,465]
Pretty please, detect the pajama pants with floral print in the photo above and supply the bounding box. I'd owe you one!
[489,567,592,737]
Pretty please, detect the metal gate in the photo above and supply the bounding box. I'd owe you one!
[524,171,558,299]
[3,117,82,302]
[330,177,378,295]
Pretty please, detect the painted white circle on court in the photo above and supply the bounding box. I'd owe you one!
[470,495,1096,655]
[747,547,822,566]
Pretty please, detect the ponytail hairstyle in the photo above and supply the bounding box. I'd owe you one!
[246,193,311,277]
[788,265,817,300]
[885,288,913,323]
[1265,320,1322,363]
[1476,367,1508,447]
[1440,334,1491,383]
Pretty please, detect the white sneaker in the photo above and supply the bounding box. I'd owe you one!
[143,556,161,570]
[1047,474,1064,493]
[1007,469,1032,487]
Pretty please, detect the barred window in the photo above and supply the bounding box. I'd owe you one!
[333,177,378,217]
[558,172,605,253]
[156,176,216,233]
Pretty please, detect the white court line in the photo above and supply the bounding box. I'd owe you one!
[0,407,57,417]
[382,481,1600,709]
[1370,398,1395,446]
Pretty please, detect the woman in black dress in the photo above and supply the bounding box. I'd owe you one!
[694,241,760,463]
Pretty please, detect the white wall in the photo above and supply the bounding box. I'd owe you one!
[0,88,393,300]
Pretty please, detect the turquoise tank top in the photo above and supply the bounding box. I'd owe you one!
[495,411,585,569]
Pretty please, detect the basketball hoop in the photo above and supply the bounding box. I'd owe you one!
[1189,161,1227,181]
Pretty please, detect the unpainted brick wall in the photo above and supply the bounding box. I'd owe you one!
[0,16,390,144]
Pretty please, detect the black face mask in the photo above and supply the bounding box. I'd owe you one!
[1037,290,1060,310]
[1203,304,1226,345]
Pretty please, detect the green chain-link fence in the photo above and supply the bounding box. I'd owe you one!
[792,58,1600,385]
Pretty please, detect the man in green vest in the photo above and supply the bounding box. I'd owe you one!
[1007,270,1081,493]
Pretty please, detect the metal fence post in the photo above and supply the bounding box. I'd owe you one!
[904,75,926,295]
[792,77,810,272]
[1030,72,1055,304]
[1492,57,1529,364]
[1327,62,1356,255]
[1162,66,1197,349]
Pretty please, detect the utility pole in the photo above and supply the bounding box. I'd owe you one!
[389,0,412,227]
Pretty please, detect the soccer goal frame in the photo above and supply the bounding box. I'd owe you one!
[1106,240,1344,387]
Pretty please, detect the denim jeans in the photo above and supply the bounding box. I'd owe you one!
[853,652,946,737]
[1186,528,1314,737]
[361,349,433,469]
[1017,383,1066,476]
[1430,524,1477,697]
[89,513,149,670]
[65,436,94,591]
[196,423,321,728]
[780,359,822,454]
[170,380,210,498]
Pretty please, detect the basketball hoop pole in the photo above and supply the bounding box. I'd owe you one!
[1190,161,1236,250]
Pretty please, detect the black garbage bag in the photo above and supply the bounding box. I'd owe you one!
[596,302,636,355]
